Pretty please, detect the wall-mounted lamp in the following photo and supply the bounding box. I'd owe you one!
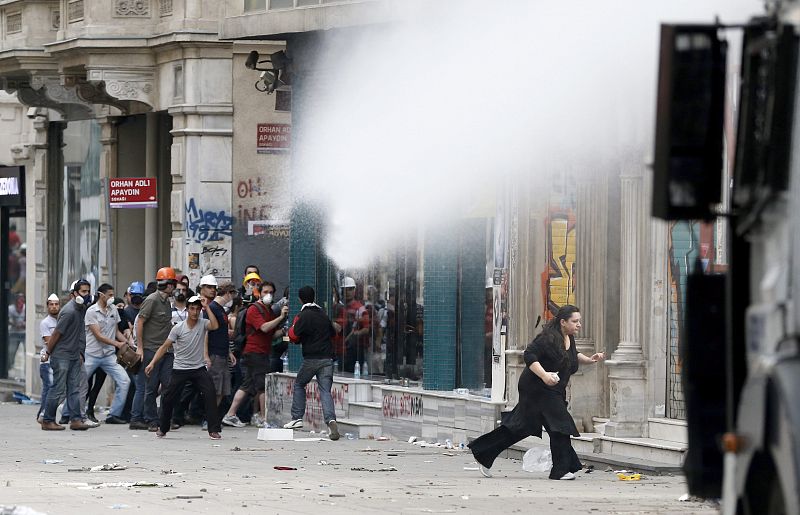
[246,50,291,94]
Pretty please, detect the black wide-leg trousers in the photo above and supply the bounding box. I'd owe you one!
[468,423,582,479]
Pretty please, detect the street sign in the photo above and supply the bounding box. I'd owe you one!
[257,123,291,153]
[109,177,157,209]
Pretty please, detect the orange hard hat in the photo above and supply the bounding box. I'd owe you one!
[156,267,177,281]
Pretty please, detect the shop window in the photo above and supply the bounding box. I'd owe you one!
[245,0,267,11]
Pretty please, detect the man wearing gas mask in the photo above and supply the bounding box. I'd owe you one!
[40,279,94,431]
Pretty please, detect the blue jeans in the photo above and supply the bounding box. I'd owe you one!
[291,358,336,424]
[61,364,88,420]
[43,356,83,423]
[130,349,154,423]
[84,354,131,418]
[144,350,173,424]
[37,362,53,419]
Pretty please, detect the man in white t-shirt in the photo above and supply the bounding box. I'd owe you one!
[37,294,60,424]
[145,295,221,439]
[84,283,131,424]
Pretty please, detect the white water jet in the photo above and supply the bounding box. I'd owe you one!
[293,0,758,269]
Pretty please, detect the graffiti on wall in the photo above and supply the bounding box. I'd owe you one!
[185,198,234,243]
[236,175,276,225]
[541,209,577,320]
[666,220,716,420]
[265,374,350,431]
[382,392,423,420]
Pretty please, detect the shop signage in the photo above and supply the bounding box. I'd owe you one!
[257,123,291,153]
[0,166,24,207]
[109,177,157,208]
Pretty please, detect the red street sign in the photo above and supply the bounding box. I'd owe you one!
[109,177,157,209]
[257,123,291,153]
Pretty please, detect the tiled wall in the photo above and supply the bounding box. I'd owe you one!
[422,224,458,390]
[459,218,487,389]
[288,202,319,370]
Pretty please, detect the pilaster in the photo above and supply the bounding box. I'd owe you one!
[605,165,648,437]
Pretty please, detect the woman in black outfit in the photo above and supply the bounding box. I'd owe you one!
[468,304,604,480]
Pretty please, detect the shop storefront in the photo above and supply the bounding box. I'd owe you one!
[0,165,26,380]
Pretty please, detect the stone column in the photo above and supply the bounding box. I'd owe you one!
[21,113,50,396]
[605,165,647,437]
[568,176,608,432]
[97,113,118,284]
[144,112,158,278]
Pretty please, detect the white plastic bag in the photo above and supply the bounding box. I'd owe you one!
[522,447,552,472]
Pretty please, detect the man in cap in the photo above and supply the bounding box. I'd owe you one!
[40,279,93,431]
[199,276,238,410]
[146,295,222,439]
[83,283,131,424]
[36,293,61,424]
[222,281,288,428]
[130,267,177,431]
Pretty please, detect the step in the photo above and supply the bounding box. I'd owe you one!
[647,417,688,444]
[372,384,384,403]
[598,436,686,466]
[335,418,382,439]
[347,401,383,421]
[502,436,683,475]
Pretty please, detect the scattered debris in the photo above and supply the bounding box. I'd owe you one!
[0,506,48,515]
[442,453,456,457]
[350,466,398,472]
[230,447,274,452]
[461,495,470,500]
[463,466,479,471]
[317,460,340,466]
[408,436,418,443]
[273,466,297,471]
[109,504,130,510]
[76,482,172,490]
[584,465,595,474]
[377,436,390,441]
[616,472,642,481]
[329,494,346,498]
[70,464,127,472]
[160,470,183,476]
[175,495,203,500]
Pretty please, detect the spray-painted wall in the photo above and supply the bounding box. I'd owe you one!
[666,220,716,420]
[230,44,291,290]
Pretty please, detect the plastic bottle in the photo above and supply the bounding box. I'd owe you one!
[282,354,289,372]
[354,361,361,379]
[362,360,369,378]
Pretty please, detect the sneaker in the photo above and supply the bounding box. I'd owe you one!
[148,424,159,432]
[104,415,127,425]
[479,465,493,478]
[201,420,208,431]
[129,420,149,430]
[559,472,576,480]
[222,415,246,428]
[283,419,303,430]
[209,432,222,440]
[251,414,264,427]
[36,414,43,425]
[58,416,69,425]
[87,413,98,424]
[155,430,166,438]
[83,418,101,429]
[327,420,340,441]
[170,422,181,430]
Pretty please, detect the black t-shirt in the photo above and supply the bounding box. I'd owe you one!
[204,300,229,357]
[117,308,132,334]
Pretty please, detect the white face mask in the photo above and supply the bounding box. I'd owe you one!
[224,299,233,309]
[262,293,273,304]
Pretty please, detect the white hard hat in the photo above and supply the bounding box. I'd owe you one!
[47,293,59,302]
[342,277,356,289]
[199,274,218,287]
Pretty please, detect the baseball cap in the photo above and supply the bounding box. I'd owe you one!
[187,295,203,305]
[47,293,59,302]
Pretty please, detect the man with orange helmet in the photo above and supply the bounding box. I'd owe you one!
[129,266,177,431]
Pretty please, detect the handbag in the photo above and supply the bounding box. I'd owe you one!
[116,343,142,374]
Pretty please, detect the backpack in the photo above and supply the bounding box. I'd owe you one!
[232,302,268,356]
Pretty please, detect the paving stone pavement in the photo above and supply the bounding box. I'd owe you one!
[0,403,717,514]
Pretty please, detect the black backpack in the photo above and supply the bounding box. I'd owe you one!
[232,302,268,356]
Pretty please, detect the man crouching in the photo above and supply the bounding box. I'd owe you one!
[145,295,221,439]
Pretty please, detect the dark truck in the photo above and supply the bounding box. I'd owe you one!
[652,6,800,515]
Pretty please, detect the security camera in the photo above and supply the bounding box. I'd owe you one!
[26,107,43,119]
